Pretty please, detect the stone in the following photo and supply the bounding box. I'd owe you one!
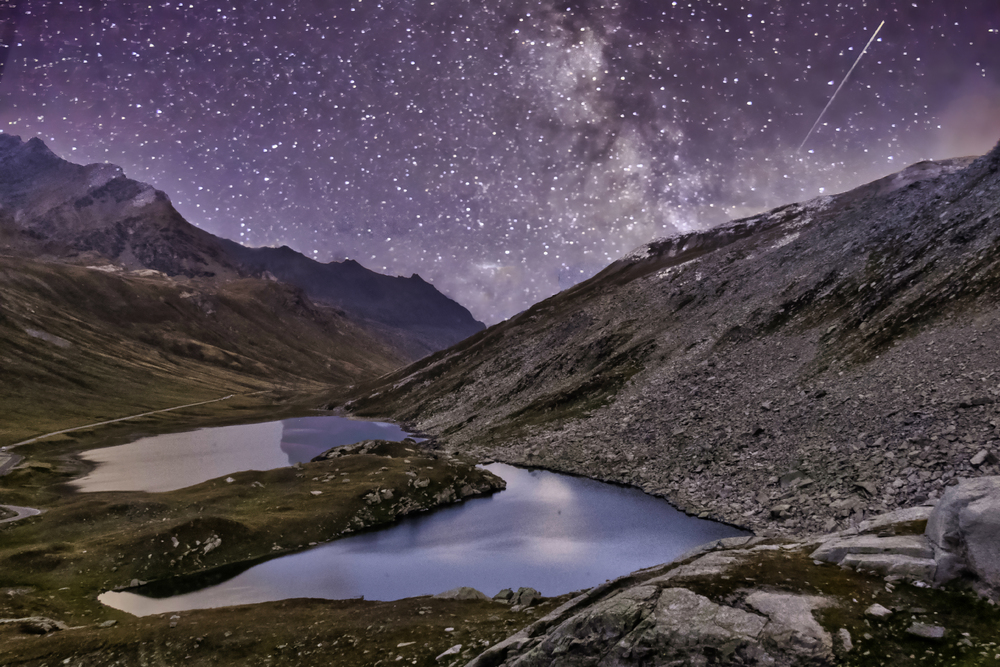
[839,553,937,581]
[855,481,878,497]
[745,591,833,659]
[926,476,1000,594]
[906,622,945,640]
[780,470,807,489]
[511,587,541,607]
[202,534,222,554]
[651,587,768,638]
[855,506,933,535]
[435,644,462,660]
[810,534,934,564]
[433,586,490,601]
[4,617,68,634]
[770,503,792,518]
[838,627,853,652]
[958,395,995,409]
[98,619,117,628]
[649,550,748,582]
[493,588,514,602]
[864,603,893,619]
[970,449,997,467]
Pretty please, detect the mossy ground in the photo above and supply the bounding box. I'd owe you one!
[0,397,518,666]
[0,256,404,446]
[0,594,572,667]
[671,544,1000,667]
[1,437,502,616]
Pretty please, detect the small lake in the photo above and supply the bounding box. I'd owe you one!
[72,416,412,492]
[101,463,748,616]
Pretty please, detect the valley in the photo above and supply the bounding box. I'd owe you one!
[3,137,1000,665]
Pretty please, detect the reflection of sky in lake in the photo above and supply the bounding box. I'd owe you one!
[73,417,411,492]
[101,464,748,616]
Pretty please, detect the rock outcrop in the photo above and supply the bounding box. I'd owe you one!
[466,488,1000,666]
[926,476,1000,599]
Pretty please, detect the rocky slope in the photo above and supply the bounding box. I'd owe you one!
[346,142,1000,537]
[0,133,484,361]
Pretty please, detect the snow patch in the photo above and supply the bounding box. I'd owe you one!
[130,186,156,209]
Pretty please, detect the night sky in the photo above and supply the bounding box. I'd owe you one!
[1,1,998,323]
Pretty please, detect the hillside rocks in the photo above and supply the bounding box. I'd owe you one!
[349,141,1000,536]
[466,494,1000,666]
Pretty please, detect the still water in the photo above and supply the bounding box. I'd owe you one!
[73,416,412,492]
[101,463,748,616]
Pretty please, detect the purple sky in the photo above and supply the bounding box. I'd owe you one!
[2,0,998,322]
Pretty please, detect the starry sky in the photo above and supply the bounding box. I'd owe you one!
[1,1,998,323]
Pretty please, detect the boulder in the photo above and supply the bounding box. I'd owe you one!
[744,591,833,660]
[510,587,541,607]
[925,476,1000,597]
[810,534,933,564]
[970,449,998,467]
[809,533,937,580]
[864,603,893,619]
[493,588,514,602]
[433,586,490,601]
[854,505,933,535]
[0,617,69,634]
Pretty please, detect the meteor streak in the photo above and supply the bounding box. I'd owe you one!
[798,20,885,154]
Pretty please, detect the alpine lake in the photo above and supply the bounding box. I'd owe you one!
[72,416,747,616]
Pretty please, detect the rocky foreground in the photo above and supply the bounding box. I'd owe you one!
[465,476,1000,667]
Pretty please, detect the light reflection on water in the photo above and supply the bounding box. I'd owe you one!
[73,416,411,492]
[100,463,748,616]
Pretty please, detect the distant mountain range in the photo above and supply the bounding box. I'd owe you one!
[0,133,482,443]
[0,133,484,359]
[346,141,1000,537]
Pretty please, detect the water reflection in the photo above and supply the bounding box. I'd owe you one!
[101,464,748,616]
[73,416,412,493]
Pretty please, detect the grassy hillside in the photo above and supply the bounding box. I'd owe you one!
[0,256,406,445]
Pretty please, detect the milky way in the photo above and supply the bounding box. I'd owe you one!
[1,1,998,322]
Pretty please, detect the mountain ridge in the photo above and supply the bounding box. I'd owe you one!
[0,133,484,360]
[345,141,1000,538]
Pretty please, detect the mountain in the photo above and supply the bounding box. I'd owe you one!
[346,142,1000,537]
[214,240,484,358]
[0,133,480,443]
[0,254,410,445]
[0,133,484,361]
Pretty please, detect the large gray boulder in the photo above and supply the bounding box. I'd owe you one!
[434,586,491,601]
[467,547,837,667]
[926,476,1000,598]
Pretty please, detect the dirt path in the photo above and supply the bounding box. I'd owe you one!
[0,452,21,476]
[8,394,236,449]
[0,505,41,524]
